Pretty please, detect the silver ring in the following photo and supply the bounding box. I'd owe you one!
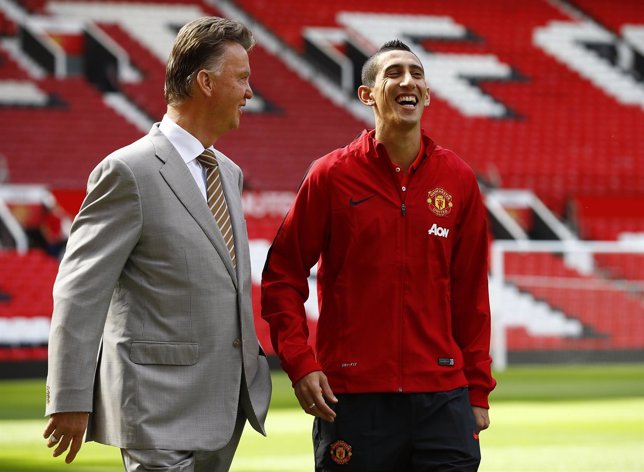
[308,403,316,409]
[49,434,59,442]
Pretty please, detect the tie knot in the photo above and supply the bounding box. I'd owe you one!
[197,149,218,169]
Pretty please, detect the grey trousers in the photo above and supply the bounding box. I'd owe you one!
[121,408,246,472]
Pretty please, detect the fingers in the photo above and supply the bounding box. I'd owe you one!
[308,396,336,422]
[294,371,338,422]
[43,418,56,440]
[472,406,490,434]
[320,375,338,404]
[65,435,84,464]
[311,374,337,422]
[43,412,89,464]
[53,434,72,458]
[48,431,84,463]
[477,418,490,432]
[46,432,62,448]
[44,417,62,448]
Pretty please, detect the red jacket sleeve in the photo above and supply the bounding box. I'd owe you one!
[261,159,330,385]
[450,167,496,408]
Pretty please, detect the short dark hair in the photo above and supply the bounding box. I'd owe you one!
[164,16,255,105]
[361,39,418,87]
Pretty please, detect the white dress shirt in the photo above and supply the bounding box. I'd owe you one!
[158,115,211,201]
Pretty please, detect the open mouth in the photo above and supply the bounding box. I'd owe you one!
[396,95,418,109]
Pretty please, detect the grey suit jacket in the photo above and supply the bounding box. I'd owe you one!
[46,125,271,450]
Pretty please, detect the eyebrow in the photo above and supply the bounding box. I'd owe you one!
[383,63,425,74]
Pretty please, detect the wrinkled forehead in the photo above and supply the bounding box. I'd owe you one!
[376,49,425,75]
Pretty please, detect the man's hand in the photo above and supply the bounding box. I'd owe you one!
[43,412,89,463]
[472,406,490,434]
[294,371,338,422]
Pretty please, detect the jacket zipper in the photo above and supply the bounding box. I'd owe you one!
[397,178,407,393]
[380,146,408,393]
[399,193,407,392]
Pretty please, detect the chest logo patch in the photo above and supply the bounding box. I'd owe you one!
[428,223,450,238]
[427,187,453,217]
[329,440,353,464]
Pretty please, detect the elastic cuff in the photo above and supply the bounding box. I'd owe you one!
[468,388,490,409]
[285,358,322,387]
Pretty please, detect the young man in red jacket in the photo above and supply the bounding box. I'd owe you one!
[262,39,495,471]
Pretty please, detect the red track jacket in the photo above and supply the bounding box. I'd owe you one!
[262,130,495,408]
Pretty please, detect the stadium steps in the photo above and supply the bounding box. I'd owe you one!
[0,249,57,361]
[502,252,644,350]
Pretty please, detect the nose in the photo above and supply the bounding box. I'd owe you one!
[245,82,253,100]
[400,71,413,88]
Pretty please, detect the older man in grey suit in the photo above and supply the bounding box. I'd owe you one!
[42,17,271,472]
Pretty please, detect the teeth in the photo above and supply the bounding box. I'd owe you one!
[397,95,417,105]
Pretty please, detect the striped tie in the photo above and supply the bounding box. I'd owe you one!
[197,149,236,269]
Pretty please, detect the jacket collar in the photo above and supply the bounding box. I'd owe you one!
[148,124,238,287]
[358,128,436,169]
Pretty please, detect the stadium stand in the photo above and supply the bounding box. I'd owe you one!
[504,252,643,351]
[572,195,644,283]
[569,0,644,33]
[0,0,366,191]
[235,0,644,214]
[1,0,644,370]
[0,10,17,37]
[0,249,56,362]
[573,195,644,240]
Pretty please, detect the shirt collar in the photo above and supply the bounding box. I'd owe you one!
[158,115,212,164]
[409,137,426,173]
[365,129,428,172]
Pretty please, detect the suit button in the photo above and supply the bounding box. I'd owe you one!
[232,338,242,348]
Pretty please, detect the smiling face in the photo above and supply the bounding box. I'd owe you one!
[359,49,430,131]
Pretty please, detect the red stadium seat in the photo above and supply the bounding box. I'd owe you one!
[2,0,644,362]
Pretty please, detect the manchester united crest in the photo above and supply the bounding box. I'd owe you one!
[427,187,453,217]
[329,440,353,465]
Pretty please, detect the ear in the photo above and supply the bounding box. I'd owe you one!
[424,88,431,107]
[195,69,215,97]
[357,85,374,106]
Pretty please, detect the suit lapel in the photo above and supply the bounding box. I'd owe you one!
[149,127,238,287]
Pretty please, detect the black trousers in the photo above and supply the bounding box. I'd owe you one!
[313,388,481,472]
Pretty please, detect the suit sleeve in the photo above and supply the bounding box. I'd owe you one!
[450,169,496,409]
[261,160,330,385]
[46,156,142,416]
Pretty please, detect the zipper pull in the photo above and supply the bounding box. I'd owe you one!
[401,203,406,216]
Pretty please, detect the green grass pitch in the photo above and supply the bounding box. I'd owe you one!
[0,364,643,471]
